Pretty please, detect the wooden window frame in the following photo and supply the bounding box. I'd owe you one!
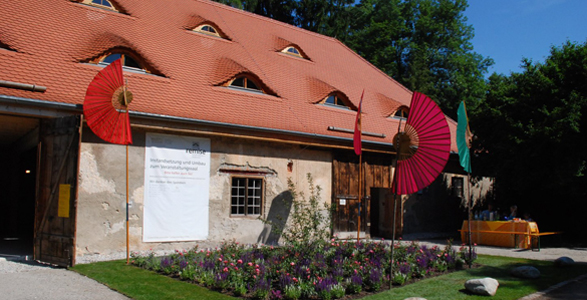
[81,0,119,12]
[321,93,353,110]
[95,52,149,74]
[281,46,303,58]
[392,106,409,119]
[194,24,222,38]
[230,176,264,217]
[226,76,265,94]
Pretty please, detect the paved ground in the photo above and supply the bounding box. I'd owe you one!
[1,238,586,299]
[0,260,129,300]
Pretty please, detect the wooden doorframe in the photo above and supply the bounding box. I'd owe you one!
[331,151,400,238]
[34,115,82,267]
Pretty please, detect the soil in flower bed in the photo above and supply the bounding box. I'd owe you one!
[131,239,477,300]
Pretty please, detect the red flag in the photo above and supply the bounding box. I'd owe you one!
[353,90,364,155]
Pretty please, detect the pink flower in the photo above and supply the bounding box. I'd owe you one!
[291,262,295,266]
[237,259,243,264]
[218,258,223,262]
[248,262,253,266]
[223,267,228,272]
[253,275,257,279]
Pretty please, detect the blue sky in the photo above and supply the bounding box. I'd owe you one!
[464,0,587,76]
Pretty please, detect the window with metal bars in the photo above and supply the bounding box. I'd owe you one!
[231,177,263,216]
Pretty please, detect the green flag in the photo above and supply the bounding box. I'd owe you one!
[457,101,472,173]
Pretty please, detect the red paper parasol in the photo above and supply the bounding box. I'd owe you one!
[83,58,132,145]
[391,92,450,195]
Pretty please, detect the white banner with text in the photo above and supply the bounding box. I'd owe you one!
[143,132,210,242]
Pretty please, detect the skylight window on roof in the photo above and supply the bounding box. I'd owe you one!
[81,0,119,11]
[194,24,222,38]
[391,106,409,119]
[227,76,264,94]
[322,93,352,110]
[281,46,306,59]
[97,53,147,74]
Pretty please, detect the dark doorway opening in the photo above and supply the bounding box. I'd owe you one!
[0,115,39,259]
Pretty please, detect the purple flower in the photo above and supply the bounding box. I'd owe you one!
[399,263,411,275]
[350,274,363,285]
[315,276,337,293]
[369,268,382,284]
[160,257,173,269]
[279,273,293,289]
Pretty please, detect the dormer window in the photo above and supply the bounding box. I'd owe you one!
[226,75,265,94]
[280,45,309,60]
[87,50,168,76]
[81,0,119,12]
[194,24,222,38]
[98,53,144,71]
[282,46,302,58]
[321,93,353,110]
[392,106,409,119]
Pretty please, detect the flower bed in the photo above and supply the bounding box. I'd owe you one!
[131,239,476,300]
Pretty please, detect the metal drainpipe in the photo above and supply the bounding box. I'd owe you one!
[0,80,47,92]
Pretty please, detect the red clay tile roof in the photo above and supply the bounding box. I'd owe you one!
[0,0,458,152]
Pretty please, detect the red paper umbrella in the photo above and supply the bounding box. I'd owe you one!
[391,92,450,195]
[84,58,133,145]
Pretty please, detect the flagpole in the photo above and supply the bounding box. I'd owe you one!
[126,142,130,264]
[357,153,362,242]
[123,81,130,265]
[389,118,403,288]
[353,89,365,242]
[467,173,473,268]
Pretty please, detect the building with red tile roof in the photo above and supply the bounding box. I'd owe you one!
[0,0,480,266]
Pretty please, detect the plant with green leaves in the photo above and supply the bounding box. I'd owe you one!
[261,173,331,246]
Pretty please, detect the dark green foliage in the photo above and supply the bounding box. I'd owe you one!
[346,0,492,118]
[472,41,587,242]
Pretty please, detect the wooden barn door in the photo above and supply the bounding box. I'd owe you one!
[332,152,394,238]
[34,116,81,267]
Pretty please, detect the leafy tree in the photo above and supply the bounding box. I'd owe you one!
[347,0,493,118]
[472,41,587,241]
[215,0,354,38]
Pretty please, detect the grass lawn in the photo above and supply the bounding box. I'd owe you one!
[71,255,587,300]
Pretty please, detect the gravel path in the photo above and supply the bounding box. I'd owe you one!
[0,260,129,300]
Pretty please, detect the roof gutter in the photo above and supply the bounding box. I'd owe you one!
[130,110,394,149]
[0,94,395,150]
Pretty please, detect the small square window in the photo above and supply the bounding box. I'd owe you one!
[231,177,263,216]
